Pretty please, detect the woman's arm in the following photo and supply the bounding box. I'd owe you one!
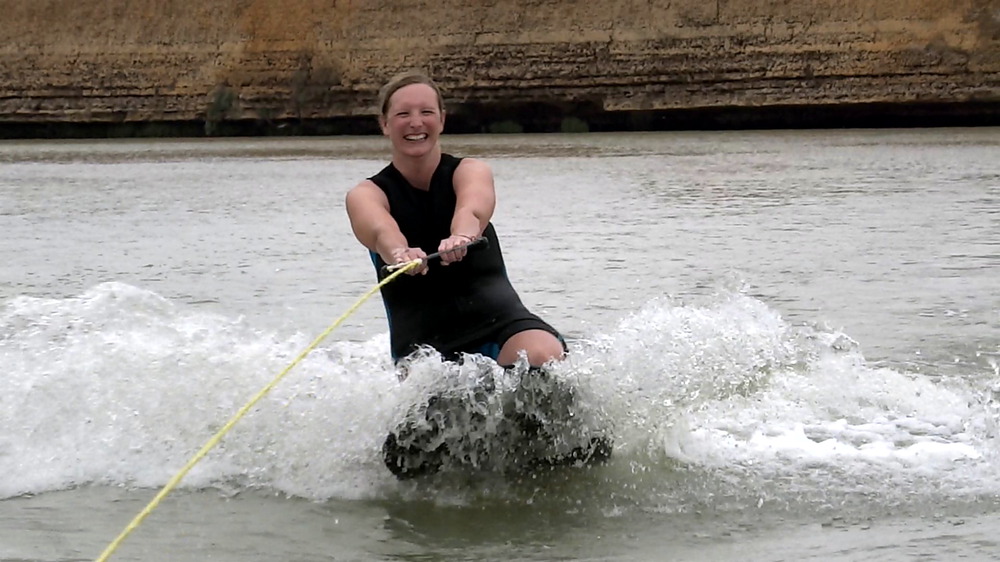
[345,180,428,274]
[440,158,497,265]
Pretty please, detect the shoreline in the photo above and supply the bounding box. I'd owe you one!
[3,100,998,140]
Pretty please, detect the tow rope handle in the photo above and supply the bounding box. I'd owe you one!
[380,236,488,276]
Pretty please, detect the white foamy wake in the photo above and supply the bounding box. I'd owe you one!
[2,282,997,511]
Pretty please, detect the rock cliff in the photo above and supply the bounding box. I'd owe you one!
[1,0,998,136]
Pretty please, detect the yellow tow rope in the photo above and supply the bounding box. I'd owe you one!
[95,260,420,562]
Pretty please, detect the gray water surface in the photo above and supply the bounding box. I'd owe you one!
[1,128,998,561]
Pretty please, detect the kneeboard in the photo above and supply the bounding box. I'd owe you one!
[382,367,612,479]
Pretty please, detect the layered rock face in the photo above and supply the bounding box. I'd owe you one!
[1,0,998,134]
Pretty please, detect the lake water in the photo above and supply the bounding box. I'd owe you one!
[1,128,998,561]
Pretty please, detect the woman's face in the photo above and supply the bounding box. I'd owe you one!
[380,83,445,157]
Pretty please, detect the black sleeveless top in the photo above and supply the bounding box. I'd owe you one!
[369,154,537,360]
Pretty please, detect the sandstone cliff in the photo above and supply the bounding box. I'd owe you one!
[1,0,998,135]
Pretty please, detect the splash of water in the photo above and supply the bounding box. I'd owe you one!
[2,282,997,515]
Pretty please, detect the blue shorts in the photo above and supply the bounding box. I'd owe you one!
[401,317,566,365]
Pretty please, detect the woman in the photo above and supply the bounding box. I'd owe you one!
[346,71,610,478]
[345,70,566,368]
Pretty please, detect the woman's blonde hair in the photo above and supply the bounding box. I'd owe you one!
[378,70,445,118]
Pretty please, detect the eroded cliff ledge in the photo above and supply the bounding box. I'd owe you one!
[2,0,999,137]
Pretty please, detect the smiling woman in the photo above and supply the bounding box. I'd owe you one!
[375,71,447,163]
[344,70,566,368]
[343,70,612,479]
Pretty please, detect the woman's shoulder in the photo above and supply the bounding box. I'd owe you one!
[348,161,397,199]
[369,161,398,183]
[446,154,491,173]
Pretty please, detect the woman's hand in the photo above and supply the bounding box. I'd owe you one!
[390,247,429,275]
[439,234,476,265]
